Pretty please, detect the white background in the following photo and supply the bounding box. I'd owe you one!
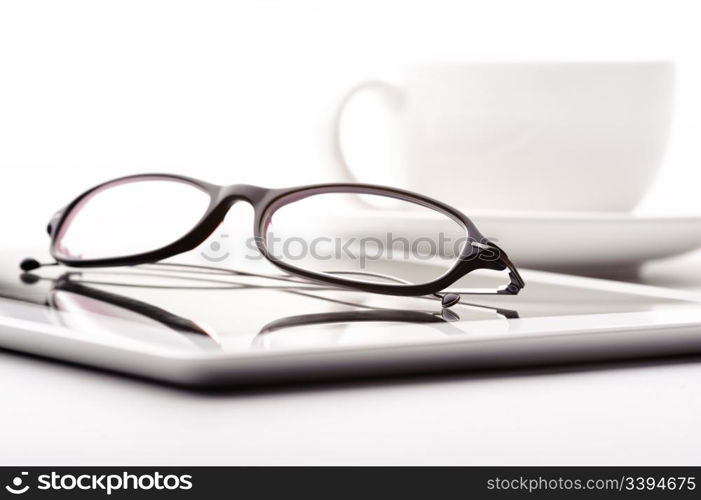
[2,1,701,467]
[1,0,701,247]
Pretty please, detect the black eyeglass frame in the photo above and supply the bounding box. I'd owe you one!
[46,173,524,297]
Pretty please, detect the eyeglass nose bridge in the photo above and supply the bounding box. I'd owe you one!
[217,184,272,207]
[207,184,284,248]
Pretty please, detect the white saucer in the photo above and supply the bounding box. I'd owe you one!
[335,210,701,275]
[468,210,701,273]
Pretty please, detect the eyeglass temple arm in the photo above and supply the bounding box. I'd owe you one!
[146,263,521,316]
[141,264,520,319]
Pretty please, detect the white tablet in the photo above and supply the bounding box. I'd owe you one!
[1,255,701,387]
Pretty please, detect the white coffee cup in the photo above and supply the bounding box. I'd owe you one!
[333,62,674,212]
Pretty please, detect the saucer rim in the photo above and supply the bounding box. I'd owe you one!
[349,208,701,223]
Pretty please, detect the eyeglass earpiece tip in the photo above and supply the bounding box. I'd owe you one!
[20,258,41,271]
[441,293,461,308]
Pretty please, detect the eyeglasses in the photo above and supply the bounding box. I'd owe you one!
[23,174,524,307]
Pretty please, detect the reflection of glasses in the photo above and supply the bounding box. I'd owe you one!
[19,263,519,347]
[25,174,524,306]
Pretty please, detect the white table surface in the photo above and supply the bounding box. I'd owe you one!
[2,252,701,466]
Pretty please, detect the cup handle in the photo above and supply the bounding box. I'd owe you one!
[333,80,403,182]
